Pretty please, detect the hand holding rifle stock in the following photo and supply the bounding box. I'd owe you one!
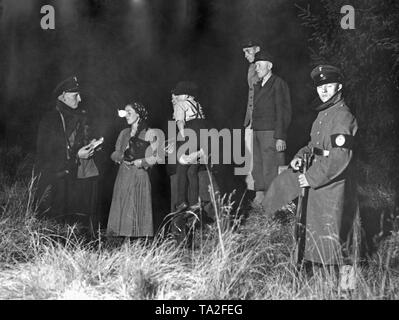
[295,152,311,267]
[291,156,310,188]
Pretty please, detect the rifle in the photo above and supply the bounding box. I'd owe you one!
[294,152,312,268]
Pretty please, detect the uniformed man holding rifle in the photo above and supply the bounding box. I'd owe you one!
[262,65,358,290]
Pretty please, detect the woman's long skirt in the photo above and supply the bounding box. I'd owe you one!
[107,164,153,237]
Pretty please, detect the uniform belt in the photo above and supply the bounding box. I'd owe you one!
[312,147,330,157]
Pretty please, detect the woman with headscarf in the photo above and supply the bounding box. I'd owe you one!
[107,102,157,239]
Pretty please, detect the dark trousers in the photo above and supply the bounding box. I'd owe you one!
[252,130,285,192]
[175,118,208,207]
[176,164,200,206]
[69,176,100,235]
[37,173,99,234]
[170,169,219,243]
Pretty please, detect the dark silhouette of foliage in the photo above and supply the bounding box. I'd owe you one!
[298,0,399,187]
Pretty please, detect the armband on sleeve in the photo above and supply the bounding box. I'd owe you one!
[331,134,354,149]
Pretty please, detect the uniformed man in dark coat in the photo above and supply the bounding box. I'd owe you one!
[262,66,358,285]
[35,76,102,236]
[251,50,292,205]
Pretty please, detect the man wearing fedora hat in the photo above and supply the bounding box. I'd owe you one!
[251,50,292,206]
[35,76,102,236]
[262,65,358,288]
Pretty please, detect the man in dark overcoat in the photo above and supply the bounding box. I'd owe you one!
[35,76,101,235]
[251,50,292,205]
[262,65,359,274]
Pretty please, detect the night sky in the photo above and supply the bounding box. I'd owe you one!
[1,0,317,152]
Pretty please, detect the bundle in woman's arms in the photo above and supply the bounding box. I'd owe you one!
[124,136,151,162]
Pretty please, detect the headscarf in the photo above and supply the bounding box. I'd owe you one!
[129,101,149,137]
[130,102,149,122]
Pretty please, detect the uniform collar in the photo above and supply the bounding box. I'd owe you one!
[56,100,86,117]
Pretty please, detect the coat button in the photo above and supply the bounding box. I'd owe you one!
[317,132,320,135]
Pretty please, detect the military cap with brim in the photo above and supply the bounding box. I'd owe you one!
[171,81,198,97]
[53,76,80,98]
[253,50,274,63]
[311,65,343,87]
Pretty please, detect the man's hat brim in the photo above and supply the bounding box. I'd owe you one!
[253,50,274,63]
[241,38,261,48]
[53,76,80,97]
[171,81,198,97]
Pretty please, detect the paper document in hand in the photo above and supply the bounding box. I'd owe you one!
[90,137,104,149]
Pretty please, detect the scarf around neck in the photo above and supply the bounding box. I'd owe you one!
[315,90,344,112]
[55,100,87,138]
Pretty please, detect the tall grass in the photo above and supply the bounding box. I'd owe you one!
[0,149,398,300]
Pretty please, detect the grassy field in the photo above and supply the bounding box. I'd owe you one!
[0,148,398,300]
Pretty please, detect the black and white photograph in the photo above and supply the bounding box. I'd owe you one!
[0,0,398,304]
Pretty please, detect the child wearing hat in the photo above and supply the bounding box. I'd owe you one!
[171,81,208,212]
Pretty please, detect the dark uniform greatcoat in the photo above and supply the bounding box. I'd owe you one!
[35,101,100,229]
[262,94,358,265]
